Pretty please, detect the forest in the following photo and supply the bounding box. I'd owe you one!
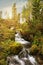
[0,0,43,65]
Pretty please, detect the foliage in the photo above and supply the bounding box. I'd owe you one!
[0,41,23,58]
[9,42,23,55]
[12,3,20,29]
[22,0,32,21]
[0,19,15,41]
[0,59,7,65]
[30,44,39,55]
[21,0,43,56]
[30,43,43,55]
[32,0,41,19]
[0,41,23,65]
[30,36,43,55]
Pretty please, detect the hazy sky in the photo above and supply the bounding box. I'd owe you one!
[0,0,27,12]
[0,0,27,18]
[0,0,27,9]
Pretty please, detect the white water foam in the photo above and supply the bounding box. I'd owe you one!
[15,33,29,44]
[13,55,25,65]
[28,55,37,65]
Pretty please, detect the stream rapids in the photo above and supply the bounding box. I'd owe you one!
[7,33,40,65]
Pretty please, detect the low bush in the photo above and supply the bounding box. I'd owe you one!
[0,59,7,65]
[30,44,39,55]
[0,41,23,59]
[9,42,23,55]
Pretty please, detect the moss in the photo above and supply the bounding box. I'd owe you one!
[0,59,7,65]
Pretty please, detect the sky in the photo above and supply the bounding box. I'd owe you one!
[0,0,27,18]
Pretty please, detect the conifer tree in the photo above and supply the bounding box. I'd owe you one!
[32,0,41,22]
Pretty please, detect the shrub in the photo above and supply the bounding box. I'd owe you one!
[0,41,23,56]
[38,44,43,55]
[30,42,43,56]
[30,44,39,55]
[0,41,23,65]
[0,59,7,65]
[9,42,23,55]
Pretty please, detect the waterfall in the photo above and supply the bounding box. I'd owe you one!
[13,55,25,65]
[7,33,39,65]
[28,55,38,65]
[7,53,39,65]
[15,33,30,44]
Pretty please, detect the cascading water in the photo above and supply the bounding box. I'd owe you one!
[7,33,39,65]
[12,55,25,65]
[28,55,38,65]
[15,33,29,44]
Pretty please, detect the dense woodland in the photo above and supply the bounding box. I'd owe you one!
[0,0,43,65]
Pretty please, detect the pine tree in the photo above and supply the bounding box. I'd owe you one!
[0,11,2,19]
[32,0,41,22]
[22,0,32,21]
[12,3,17,21]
